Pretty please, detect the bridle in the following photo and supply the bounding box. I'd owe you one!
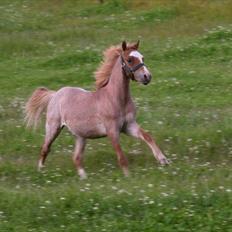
[120,54,145,80]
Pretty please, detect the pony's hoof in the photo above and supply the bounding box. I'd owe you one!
[123,168,130,177]
[78,169,87,180]
[38,162,45,172]
[160,158,170,165]
[80,174,87,180]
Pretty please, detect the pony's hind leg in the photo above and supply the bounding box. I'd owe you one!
[73,137,87,179]
[38,120,62,171]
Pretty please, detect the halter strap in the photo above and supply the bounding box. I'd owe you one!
[131,62,145,72]
[120,54,145,80]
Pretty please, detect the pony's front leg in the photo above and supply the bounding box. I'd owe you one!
[108,132,129,176]
[73,137,87,179]
[126,122,169,165]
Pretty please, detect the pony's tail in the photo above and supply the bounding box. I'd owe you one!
[25,87,55,129]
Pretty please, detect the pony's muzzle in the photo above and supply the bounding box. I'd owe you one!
[143,74,152,85]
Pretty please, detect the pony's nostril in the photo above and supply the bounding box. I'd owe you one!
[143,74,151,85]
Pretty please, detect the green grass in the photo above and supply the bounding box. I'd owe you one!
[0,0,232,231]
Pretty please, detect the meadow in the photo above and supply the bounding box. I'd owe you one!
[0,0,232,231]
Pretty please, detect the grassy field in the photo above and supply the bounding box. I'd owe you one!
[0,0,232,231]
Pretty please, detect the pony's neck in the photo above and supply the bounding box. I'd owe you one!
[106,57,131,104]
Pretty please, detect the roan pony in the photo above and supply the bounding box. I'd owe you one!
[25,41,169,179]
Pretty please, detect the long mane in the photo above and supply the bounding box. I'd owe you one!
[94,45,122,89]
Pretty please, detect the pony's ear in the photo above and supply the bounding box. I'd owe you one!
[122,41,127,51]
[133,40,140,50]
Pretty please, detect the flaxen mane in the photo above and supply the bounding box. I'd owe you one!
[94,45,122,89]
[94,43,137,89]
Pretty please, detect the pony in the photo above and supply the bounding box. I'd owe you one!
[25,41,169,179]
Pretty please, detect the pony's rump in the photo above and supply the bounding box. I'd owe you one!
[25,87,55,129]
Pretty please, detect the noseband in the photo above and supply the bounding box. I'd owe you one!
[120,54,145,80]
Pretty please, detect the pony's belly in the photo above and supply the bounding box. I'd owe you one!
[84,123,107,139]
[69,122,107,139]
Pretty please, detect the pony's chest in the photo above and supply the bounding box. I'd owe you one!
[118,110,136,131]
[124,101,136,123]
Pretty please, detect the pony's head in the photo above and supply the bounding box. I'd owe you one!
[121,41,152,85]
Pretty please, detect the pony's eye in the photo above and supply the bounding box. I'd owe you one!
[127,58,132,63]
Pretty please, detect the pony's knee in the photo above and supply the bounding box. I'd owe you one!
[126,123,140,138]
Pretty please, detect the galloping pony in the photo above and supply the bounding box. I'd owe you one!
[25,41,169,179]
